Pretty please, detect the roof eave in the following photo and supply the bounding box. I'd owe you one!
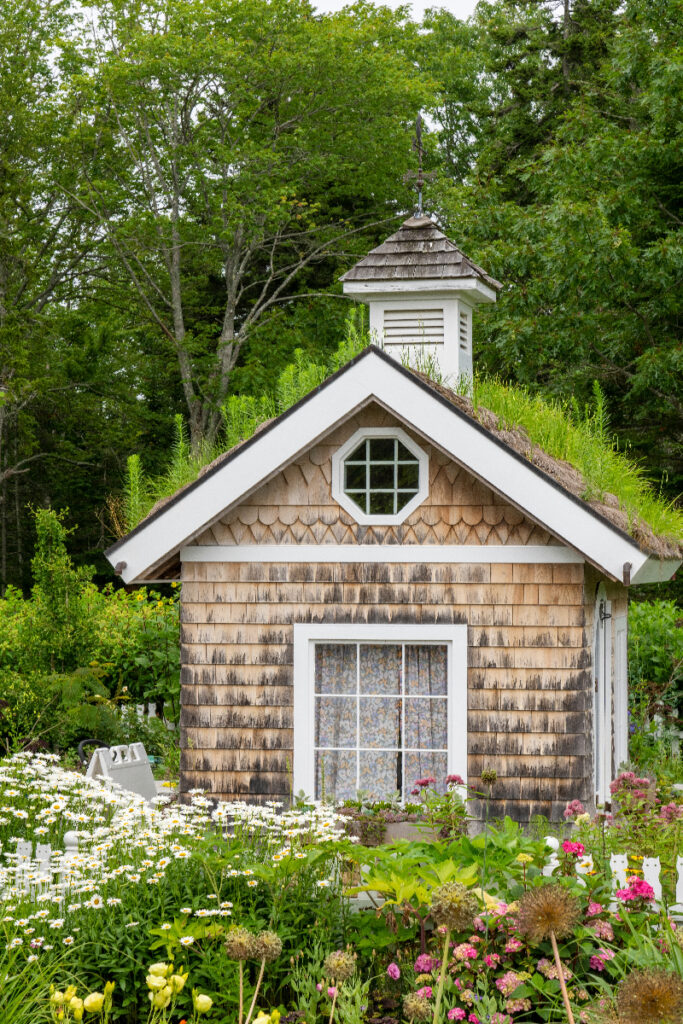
[106,347,678,586]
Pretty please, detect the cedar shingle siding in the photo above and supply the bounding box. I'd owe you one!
[180,405,600,822]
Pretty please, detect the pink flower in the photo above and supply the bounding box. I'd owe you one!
[562,840,586,857]
[414,954,438,973]
[590,919,614,941]
[468,1016,480,1024]
[473,916,486,933]
[563,799,586,819]
[660,802,683,822]
[586,901,603,917]
[495,971,521,997]
[448,1011,466,1021]
[417,986,433,999]
[484,954,500,967]
[316,983,323,991]
[410,788,420,796]
[589,949,615,972]
[615,876,655,902]
[327,987,338,998]
[446,774,464,785]
[504,938,523,953]
[415,776,436,788]
[387,962,400,980]
[453,943,478,961]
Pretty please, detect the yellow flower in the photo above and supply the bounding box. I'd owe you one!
[50,991,65,1005]
[83,992,104,1012]
[169,972,188,994]
[516,853,533,864]
[151,988,172,1010]
[148,962,170,977]
[147,974,167,991]
[69,997,83,1011]
[64,986,77,1001]
[193,991,213,1014]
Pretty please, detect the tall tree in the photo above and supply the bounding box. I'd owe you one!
[65,0,427,449]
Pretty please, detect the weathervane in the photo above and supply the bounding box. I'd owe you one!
[403,113,436,217]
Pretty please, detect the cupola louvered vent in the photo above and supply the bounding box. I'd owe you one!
[383,308,444,349]
[459,310,470,351]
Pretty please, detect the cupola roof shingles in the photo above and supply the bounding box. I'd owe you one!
[340,215,502,290]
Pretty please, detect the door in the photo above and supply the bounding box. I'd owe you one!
[593,585,613,804]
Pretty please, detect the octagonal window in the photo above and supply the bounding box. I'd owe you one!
[331,427,429,525]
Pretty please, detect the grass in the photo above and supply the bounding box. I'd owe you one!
[464,376,683,542]
[117,323,682,546]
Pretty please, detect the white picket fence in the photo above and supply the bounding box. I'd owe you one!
[7,831,82,902]
[543,835,683,914]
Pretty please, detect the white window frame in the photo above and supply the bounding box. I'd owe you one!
[293,623,468,801]
[331,426,430,526]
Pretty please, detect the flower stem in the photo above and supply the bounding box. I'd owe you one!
[327,986,338,1024]
[245,958,266,1024]
[549,929,575,1024]
[239,960,244,1024]
[432,927,451,1024]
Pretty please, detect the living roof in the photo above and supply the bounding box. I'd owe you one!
[106,347,682,586]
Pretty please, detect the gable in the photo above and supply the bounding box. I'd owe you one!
[106,347,678,585]
[192,404,554,549]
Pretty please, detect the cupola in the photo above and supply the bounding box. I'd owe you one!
[341,216,501,380]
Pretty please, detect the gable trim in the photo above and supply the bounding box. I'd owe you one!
[106,348,665,585]
[180,544,584,565]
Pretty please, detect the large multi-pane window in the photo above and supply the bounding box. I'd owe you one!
[293,625,467,802]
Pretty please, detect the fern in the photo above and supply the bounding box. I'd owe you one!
[124,455,149,530]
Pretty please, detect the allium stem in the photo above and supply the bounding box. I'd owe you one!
[549,929,575,1024]
[432,927,451,1024]
[327,986,338,1024]
[245,958,266,1024]
[238,960,244,1024]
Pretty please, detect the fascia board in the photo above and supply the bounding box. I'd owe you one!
[109,351,654,584]
[342,278,497,304]
[631,558,682,585]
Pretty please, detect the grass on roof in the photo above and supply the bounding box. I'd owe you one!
[466,376,682,543]
[114,328,682,546]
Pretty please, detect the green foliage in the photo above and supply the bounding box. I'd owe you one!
[0,509,180,754]
[123,310,371,529]
[462,375,683,542]
[627,600,683,774]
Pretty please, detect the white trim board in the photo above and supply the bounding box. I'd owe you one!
[292,623,468,800]
[181,544,584,564]
[107,348,673,585]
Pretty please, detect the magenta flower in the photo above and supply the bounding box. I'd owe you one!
[316,983,322,992]
[615,876,655,902]
[410,788,420,796]
[447,1010,466,1021]
[416,986,433,999]
[504,938,523,953]
[561,840,586,857]
[468,1015,480,1024]
[327,987,338,998]
[484,953,500,967]
[446,774,464,785]
[586,901,603,916]
[387,963,400,980]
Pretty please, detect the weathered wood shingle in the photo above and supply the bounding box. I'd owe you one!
[340,216,502,290]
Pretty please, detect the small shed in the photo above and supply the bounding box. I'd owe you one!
[106,216,681,822]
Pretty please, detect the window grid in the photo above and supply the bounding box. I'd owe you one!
[314,641,448,799]
[344,438,420,516]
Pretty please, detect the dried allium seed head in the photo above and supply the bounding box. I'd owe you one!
[224,926,257,961]
[429,882,478,932]
[254,930,283,963]
[403,993,432,1022]
[516,883,581,943]
[481,769,498,785]
[616,968,683,1024]
[322,950,357,982]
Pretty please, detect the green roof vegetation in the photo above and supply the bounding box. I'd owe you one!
[116,325,682,548]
